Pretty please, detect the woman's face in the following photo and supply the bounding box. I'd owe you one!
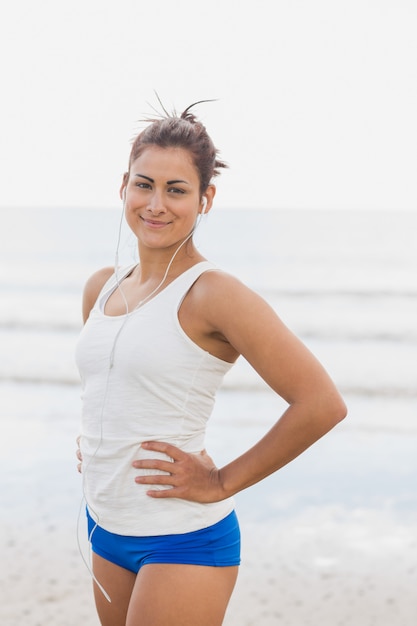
[121,146,211,251]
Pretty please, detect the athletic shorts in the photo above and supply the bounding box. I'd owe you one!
[86,508,241,574]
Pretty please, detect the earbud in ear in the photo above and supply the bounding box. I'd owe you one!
[201,197,208,214]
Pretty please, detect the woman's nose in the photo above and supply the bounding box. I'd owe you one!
[147,193,166,214]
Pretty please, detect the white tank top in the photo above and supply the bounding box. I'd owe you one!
[75,261,235,536]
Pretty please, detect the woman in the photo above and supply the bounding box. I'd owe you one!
[75,102,347,626]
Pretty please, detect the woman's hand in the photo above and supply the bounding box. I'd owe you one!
[76,435,82,473]
[132,442,226,503]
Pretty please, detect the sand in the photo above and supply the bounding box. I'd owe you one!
[2,506,416,625]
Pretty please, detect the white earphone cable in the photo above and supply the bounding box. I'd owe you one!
[77,195,208,601]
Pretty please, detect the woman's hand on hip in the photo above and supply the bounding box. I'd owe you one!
[132,441,226,503]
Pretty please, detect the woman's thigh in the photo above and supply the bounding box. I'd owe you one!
[127,563,239,626]
[92,553,137,626]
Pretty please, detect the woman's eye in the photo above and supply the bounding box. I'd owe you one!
[135,182,151,189]
[168,187,185,194]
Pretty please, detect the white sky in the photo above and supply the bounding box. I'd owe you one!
[0,0,416,210]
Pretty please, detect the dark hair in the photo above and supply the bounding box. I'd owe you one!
[128,101,228,193]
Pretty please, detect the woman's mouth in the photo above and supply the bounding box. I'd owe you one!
[141,217,171,229]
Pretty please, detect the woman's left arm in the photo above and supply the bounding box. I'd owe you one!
[134,273,347,502]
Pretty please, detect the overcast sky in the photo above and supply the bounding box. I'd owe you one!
[1,0,416,211]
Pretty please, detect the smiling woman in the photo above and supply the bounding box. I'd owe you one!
[74,101,346,626]
[121,146,213,259]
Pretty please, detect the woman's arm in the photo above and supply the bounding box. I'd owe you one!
[133,272,347,502]
[206,272,347,496]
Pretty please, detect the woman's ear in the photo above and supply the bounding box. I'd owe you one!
[119,172,129,200]
[200,184,216,214]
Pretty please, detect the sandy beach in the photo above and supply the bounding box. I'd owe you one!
[2,501,416,626]
[1,383,416,626]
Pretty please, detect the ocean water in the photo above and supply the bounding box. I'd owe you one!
[1,204,416,509]
[1,206,416,397]
[1,207,417,503]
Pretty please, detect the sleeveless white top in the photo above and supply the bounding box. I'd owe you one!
[75,262,235,535]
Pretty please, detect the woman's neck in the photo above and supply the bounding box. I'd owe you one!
[136,242,205,284]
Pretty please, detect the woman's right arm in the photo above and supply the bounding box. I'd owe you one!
[81,266,114,323]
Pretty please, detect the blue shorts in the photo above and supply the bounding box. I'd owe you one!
[86,508,241,574]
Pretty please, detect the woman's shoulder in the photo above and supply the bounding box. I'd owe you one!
[198,266,251,295]
[193,266,280,328]
[82,266,115,323]
[192,267,261,314]
[84,266,115,296]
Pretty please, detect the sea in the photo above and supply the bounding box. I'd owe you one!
[1,206,416,395]
[1,206,416,625]
[1,205,416,513]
